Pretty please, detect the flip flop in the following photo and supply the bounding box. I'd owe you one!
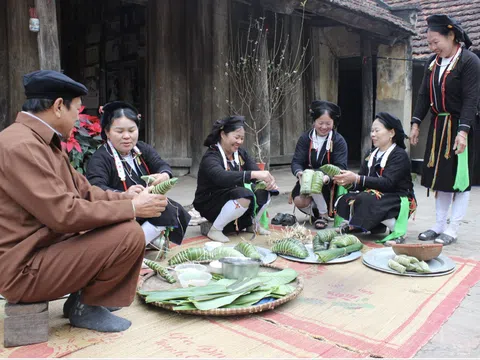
[271,213,286,225]
[281,214,297,226]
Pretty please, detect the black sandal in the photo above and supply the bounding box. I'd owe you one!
[434,233,457,246]
[314,217,328,230]
[384,237,406,247]
[281,214,297,226]
[271,213,286,225]
[418,229,439,241]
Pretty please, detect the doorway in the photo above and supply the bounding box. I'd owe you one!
[337,57,363,165]
[59,0,148,141]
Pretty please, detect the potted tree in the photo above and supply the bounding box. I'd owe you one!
[225,5,310,168]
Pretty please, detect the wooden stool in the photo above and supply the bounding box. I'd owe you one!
[4,302,49,347]
[200,221,213,236]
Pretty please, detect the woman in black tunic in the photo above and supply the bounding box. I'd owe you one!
[410,15,480,245]
[291,100,348,229]
[86,101,190,246]
[335,113,415,246]
[193,116,278,243]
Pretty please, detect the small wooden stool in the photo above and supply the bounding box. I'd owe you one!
[4,301,49,347]
[200,221,213,236]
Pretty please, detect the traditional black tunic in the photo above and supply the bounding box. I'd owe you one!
[86,141,190,245]
[290,129,348,216]
[193,146,269,233]
[412,47,480,192]
[335,146,414,231]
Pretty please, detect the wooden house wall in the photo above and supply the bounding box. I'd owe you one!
[0,0,39,130]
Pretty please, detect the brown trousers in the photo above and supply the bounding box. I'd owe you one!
[13,220,145,307]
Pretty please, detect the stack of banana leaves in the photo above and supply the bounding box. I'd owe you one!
[388,255,431,274]
[138,268,298,311]
[313,230,363,263]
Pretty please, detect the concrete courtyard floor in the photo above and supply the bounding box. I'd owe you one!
[168,166,480,358]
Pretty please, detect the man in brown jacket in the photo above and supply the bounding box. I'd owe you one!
[0,70,168,332]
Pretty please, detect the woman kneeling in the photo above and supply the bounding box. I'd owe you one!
[334,112,415,246]
[194,116,278,243]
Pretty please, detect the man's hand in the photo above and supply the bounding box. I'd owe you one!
[126,184,145,196]
[132,189,167,218]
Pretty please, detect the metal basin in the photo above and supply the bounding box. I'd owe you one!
[219,257,262,280]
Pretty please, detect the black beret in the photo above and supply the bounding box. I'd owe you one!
[375,112,408,149]
[23,70,88,100]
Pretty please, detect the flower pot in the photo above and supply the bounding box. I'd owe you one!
[257,162,265,170]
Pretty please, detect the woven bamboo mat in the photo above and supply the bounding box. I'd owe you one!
[1,231,479,358]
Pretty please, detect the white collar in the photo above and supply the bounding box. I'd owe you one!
[22,111,63,138]
[367,143,396,173]
[311,130,333,151]
[217,142,239,170]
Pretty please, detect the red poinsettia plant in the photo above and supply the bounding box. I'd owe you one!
[61,106,103,174]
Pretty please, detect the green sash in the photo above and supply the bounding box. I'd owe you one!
[334,185,348,227]
[376,196,409,244]
[453,142,469,191]
[244,183,269,230]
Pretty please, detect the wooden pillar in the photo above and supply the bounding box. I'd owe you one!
[187,0,230,176]
[0,4,10,130]
[281,15,306,160]
[148,0,191,175]
[376,41,413,154]
[35,0,61,70]
[7,0,40,121]
[361,35,373,157]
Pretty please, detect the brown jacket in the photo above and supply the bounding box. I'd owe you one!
[0,112,135,297]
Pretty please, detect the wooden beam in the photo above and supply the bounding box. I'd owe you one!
[0,4,10,130]
[304,1,411,41]
[35,0,61,70]
[361,35,373,157]
[7,0,39,121]
[259,0,298,14]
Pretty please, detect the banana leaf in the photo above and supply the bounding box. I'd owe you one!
[225,290,273,307]
[315,242,363,263]
[143,284,229,302]
[257,269,298,287]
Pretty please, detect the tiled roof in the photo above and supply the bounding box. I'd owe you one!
[385,0,480,58]
[327,0,416,35]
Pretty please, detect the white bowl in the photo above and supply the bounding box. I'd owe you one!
[174,264,207,274]
[178,271,212,288]
[208,260,223,274]
[205,241,223,252]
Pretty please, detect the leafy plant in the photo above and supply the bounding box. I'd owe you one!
[61,106,102,174]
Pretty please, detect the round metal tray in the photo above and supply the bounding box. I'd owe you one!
[137,263,303,316]
[278,244,362,264]
[362,247,456,277]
